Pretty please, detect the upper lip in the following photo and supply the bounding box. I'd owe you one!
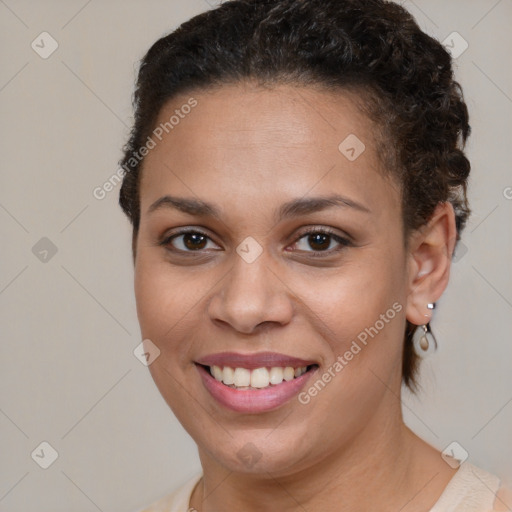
[196,351,317,370]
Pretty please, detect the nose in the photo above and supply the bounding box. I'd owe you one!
[207,253,294,334]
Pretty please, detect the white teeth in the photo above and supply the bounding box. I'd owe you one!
[283,366,295,381]
[209,364,312,389]
[251,367,270,388]
[233,367,251,387]
[293,366,307,377]
[212,365,223,381]
[269,367,284,385]
[223,366,235,385]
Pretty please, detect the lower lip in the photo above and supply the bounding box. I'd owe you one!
[196,364,317,413]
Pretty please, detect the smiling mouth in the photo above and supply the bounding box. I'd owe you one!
[199,364,319,390]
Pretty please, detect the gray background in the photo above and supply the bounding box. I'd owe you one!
[1,0,511,510]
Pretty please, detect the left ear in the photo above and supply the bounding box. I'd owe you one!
[405,201,457,326]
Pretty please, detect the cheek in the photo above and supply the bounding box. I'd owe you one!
[134,255,200,411]
[294,268,406,434]
[297,256,403,338]
[298,254,407,390]
[134,253,197,349]
[134,258,168,337]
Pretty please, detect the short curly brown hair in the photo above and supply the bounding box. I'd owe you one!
[119,0,471,391]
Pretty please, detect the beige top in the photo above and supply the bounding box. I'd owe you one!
[138,462,508,512]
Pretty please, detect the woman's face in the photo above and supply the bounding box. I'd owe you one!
[134,82,413,475]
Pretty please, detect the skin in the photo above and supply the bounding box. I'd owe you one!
[134,82,459,511]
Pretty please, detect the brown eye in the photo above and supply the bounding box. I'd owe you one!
[181,232,208,250]
[161,230,219,253]
[292,228,352,256]
[305,233,332,251]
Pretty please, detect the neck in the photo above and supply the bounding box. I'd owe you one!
[190,389,450,512]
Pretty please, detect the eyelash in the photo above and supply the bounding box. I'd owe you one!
[159,226,353,257]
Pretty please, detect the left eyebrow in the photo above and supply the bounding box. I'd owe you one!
[276,194,372,222]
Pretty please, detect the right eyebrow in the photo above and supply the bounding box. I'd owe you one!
[147,196,221,219]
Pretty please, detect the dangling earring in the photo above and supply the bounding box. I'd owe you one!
[413,303,438,356]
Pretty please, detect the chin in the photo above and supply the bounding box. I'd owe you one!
[195,426,316,477]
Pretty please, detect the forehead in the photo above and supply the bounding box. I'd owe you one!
[139,82,400,225]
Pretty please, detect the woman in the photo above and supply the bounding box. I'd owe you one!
[119,0,511,510]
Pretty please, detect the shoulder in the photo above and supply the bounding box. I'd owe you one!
[492,485,512,511]
[430,462,506,512]
[136,473,202,512]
